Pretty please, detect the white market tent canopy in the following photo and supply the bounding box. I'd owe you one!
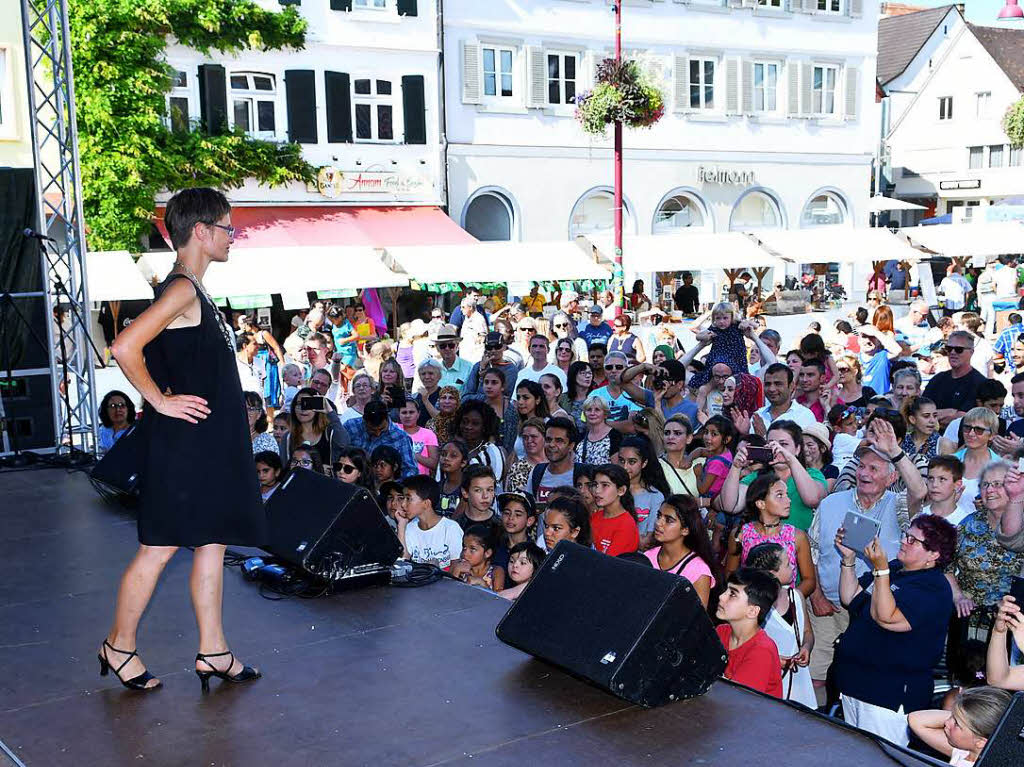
[899,222,1024,258]
[66,251,155,302]
[137,246,408,298]
[585,231,787,271]
[385,240,610,284]
[866,195,926,214]
[750,228,925,265]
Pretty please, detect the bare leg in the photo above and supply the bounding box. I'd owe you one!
[191,543,254,676]
[102,544,178,687]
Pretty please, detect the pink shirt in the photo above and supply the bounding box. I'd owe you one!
[703,451,733,497]
[403,426,438,475]
[644,547,716,589]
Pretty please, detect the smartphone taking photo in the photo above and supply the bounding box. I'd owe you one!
[298,395,327,412]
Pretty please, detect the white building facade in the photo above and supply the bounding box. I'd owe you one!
[443,0,879,283]
[161,0,445,210]
[885,17,1024,222]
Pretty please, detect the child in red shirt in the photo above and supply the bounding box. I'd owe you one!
[589,464,639,556]
[715,567,783,699]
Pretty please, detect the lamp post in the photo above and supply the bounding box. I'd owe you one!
[613,2,624,318]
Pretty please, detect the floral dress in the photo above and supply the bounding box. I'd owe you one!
[740,522,798,588]
[955,512,1024,608]
[688,323,750,389]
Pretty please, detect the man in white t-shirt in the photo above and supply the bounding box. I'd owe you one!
[398,475,464,569]
[939,265,971,313]
[515,334,567,389]
[751,363,817,433]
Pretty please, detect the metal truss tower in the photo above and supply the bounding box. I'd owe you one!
[20,0,97,457]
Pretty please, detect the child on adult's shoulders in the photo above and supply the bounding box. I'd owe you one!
[714,567,783,698]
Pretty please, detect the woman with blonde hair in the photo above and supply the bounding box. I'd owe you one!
[575,395,621,465]
[833,354,875,408]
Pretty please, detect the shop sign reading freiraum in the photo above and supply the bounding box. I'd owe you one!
[697,166,756,186]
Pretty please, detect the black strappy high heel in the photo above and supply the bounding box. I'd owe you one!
[194,650,261,693]
[98,640,161,691]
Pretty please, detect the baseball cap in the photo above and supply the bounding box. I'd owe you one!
[497,491,537,518]
[484,331,504,347]
[588,304,603,315]
[363,399,389,425]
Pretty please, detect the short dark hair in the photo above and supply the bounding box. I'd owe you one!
[764,362,794,385]
[254,450,282,471]
[1010,313,1023,326]
[377,480,404,509]
[588,341,607,354]
[370,445,402,473]
[98,389,136,428]
[545,416,579,444]
[800,358,826,376]
[463,523,497,552]
[928,454,964,482]
[728,567,779,627]
[976,379,1008,403]
[911,515,957,570]
[235,331,254,352]
[164,187,231,249]
[1013,372,1024,387]
[507,541,546,577]
[402,474,440,509]
[461,463,497,491]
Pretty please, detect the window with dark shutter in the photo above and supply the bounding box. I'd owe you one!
[397,0,417,16]
[284,69,318,144]
[198,64,227,135]
[329,0,352,10]
[401,75,426,145]
[325,71,353,143]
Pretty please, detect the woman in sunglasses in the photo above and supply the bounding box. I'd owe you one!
[948,407,1001,504]
[548,311,588,362]
[332,447,373,490]
[244,391,278,455]
[833,355,875,409]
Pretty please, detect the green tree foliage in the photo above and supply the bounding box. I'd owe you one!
[1004,96,1024,150]
[69,0,314,250]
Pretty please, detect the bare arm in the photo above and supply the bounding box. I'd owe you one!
[907,710,955,757]
[416,444,440,472]
[110,279,211,424]
[987,597,1024,690]
[794,531,817,598]
[714,445,748,515]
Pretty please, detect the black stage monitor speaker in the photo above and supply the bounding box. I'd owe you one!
[978,691,1024,767]
[89,422,143,505]
[496,541,727,707]
[264,468,402,583]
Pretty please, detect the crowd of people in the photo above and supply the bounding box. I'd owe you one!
[100,274,1024,764]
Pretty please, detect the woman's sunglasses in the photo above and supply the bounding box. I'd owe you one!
[335,463,357,475]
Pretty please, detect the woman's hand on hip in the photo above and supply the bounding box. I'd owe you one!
[155,393,210,424]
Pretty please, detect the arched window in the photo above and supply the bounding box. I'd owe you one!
[463,191,514,241]
[569,188,633,239]
[801,192,847,227]
[729,190,782,231]
[654,192,707,233]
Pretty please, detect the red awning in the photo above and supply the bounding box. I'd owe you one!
[154,205,475,248]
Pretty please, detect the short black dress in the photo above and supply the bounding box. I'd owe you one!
[137,273,267,547]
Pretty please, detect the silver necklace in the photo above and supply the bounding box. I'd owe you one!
[172,259,234,353]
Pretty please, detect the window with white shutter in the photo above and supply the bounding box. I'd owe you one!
[752,62,778,113]
[844,66,859,120]
[462,42,483,105]
[725,57,739,115]
[811,65,838,116]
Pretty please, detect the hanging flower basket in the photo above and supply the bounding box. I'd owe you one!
[575,58,665,137]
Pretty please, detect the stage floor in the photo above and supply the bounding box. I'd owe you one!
[0,467,929,766]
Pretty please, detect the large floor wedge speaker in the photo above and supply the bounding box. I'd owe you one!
[496,541,727,707]
[978,691,1024,766]
[264,468,402,582]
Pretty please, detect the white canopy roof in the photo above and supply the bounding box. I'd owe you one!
[385,241,610,284]
[68,251,154,302]
[586,231,786,272]
[866,195,926,213]
[137,246,408,297]
[750,228,924,265]
[899,222,1024,258]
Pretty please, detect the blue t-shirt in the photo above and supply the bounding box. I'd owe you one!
[642,389,699,428]
[579,321,613,347]
[331,320,358,366]
[591,385,643,422]
[860,350,891,395]
[834,563,952,713]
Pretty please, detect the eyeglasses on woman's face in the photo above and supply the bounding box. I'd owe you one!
[981,479,1006,490]
[107,401,127,409]
[206,222,236,239]
[291,457,313,468]
[246,403,262,412]
[902,530,926,547]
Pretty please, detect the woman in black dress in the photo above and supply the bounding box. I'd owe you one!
[98,188,264,692]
